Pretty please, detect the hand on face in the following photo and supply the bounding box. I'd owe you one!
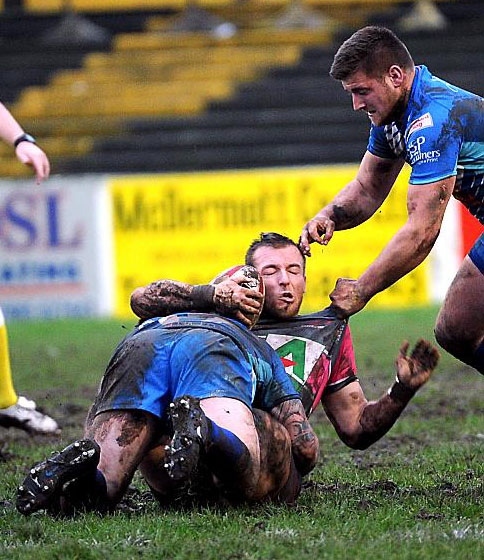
[212,266,264,328]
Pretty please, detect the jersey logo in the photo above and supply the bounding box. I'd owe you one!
[406,112,434,140]
[265,334,327,388]
[407,135,441,166]
[253,310,347,415]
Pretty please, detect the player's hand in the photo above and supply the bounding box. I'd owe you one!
[395,339,440,391]
[213,279,263,328]
[329,278,367,319]
[299,212,335,256]
[16,143,50,184]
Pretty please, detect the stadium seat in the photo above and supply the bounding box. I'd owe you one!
[1,1,482,176]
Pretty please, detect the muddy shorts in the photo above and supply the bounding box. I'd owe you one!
[91,325,256,420]
[469,233,484,274]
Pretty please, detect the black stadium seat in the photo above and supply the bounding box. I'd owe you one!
[1,1,483,176]
[56,3,483,175]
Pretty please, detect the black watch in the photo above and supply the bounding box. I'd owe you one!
[14,133,36,148]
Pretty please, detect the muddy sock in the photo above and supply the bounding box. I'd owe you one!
[204,419,251,486]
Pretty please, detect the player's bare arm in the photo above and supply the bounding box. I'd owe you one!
[329,176,455,318]
[270,398,319,475]
[300,153,403,255]
[131,280,203,319]
[322,339,439,449]
[131,278,263,327]
[0,102,24,144]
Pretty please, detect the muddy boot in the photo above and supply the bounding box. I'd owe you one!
[164,396,208,482]
[16,439,100,515]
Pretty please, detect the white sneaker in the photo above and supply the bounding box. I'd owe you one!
[0,396,60,434]
[16,396,37,410]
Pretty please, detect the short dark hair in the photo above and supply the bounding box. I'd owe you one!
[330,26,414,81]
[245,232,305,269]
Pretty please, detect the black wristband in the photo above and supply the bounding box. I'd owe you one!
[387,377,416,404]
[191,284,215,310]
[14,133,36,148]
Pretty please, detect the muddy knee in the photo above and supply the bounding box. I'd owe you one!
[435,317,471,356]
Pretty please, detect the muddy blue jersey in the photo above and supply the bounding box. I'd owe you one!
[152,313,300,410]
[91,312,300,421]
[368,65,484,224]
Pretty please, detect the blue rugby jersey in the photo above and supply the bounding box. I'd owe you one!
[138,313,301,410]
[368,65,484,224]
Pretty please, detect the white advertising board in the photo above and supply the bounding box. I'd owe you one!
[0,175,113,319]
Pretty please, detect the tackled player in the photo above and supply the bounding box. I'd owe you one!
[17,265,317,515]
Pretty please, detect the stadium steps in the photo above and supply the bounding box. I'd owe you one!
[56,8,484,176]
[0,9,162,102]
[4,2,483,176]
[14,80,236,119]
[144,0,396,33]
[111,26,334,51]
[4,16,335,176]
[50,44,304,86]
[0,7,166,176]
[0,1,399,176]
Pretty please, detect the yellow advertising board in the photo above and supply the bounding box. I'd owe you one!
[110,165,429,318]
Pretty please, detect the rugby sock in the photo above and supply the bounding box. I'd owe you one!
[0,308,18,409]
[204,418,251,485]
[63,469,108,513]
[469,341,484,374]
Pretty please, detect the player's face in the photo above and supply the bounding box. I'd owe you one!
[250,245,306,319]
[342,70,405,126]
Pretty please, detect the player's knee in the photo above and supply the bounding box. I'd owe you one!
[434,321,452,352]
[434,316,466,354]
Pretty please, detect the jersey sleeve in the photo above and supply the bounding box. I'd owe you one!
[367,125,399,159]
[406,110,461,185]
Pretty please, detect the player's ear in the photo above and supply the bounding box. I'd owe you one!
[388,65,404,87]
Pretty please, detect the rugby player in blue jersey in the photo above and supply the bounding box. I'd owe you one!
[17,266,318,515]
[300,26,484,374]
[130,233,439,453]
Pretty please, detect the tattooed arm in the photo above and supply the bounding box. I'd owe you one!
[271,398,319,475]
[131,281,212,319]
[322,339,439,450]
[131,278,263,327]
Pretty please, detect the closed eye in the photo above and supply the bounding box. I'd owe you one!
[288,265,303,275]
